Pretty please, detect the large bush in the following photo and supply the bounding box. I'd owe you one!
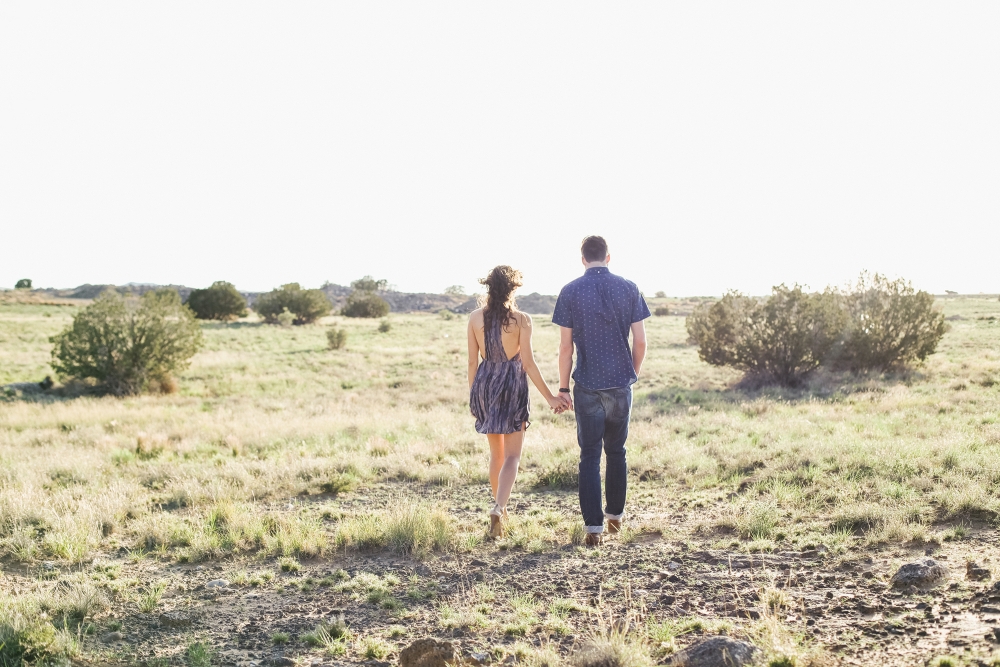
[687,285,845,386]
[838,272,947,371]
[14,279,31,289]
[342,276,390,318]
[50,289,203,396]
[255,284,331,325]
[186,281,247,321]
[687,273,947,386]
[342,292,390,318]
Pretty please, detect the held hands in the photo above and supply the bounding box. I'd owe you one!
[546,392,573,414]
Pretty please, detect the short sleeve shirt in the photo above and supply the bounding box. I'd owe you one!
[551,267,651,390]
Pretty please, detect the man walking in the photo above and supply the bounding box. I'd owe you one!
[552,236,650,546]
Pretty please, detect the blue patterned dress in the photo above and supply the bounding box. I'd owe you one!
[470,313,530,434]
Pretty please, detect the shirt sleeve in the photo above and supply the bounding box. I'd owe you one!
[551,289,573,328]
[632,290,652,323]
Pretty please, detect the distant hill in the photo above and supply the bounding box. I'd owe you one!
[28,283,558,315]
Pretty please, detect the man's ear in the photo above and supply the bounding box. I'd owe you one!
[605,254,611,264]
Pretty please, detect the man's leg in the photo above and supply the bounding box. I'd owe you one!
[602,386,632,527]
[574,386,606,534]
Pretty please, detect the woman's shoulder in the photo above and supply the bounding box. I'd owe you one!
[512,310,532,327]
[468,308,484,322]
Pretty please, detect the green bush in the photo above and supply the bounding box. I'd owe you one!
[327,328,347,350]
[654,306,670,316]
[686,285,846,386]
[185,281,247,321]
[255,283,331,325]
[378,319,392,333]
[50,289,202,396]
[342,292,390,319]
[351,276,388,292]
[14,278,31,290]
[687,273,948,386]
[838,272,947,371]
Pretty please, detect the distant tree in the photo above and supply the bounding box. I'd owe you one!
[254,284,331,325]
[342,292,390,318]
[654,306,670,316]
[654,291,666,298]
[186,281,247,321]
[838,272,947,372]
[351,276,388,293]
[342,276,391,318]
[443,285,466,297]
[50,289,203,396]
[15,279,31,289]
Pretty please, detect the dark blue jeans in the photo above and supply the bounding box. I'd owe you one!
[574,384,632,532]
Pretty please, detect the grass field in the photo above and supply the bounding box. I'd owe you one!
[2,296,1000,667]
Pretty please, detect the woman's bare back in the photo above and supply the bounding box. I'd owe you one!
[469,308,523,361]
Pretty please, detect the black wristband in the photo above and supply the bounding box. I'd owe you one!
[559,388,570,393]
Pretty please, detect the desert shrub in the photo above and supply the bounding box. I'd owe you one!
[351,276,388,292]
[444,285,466,296]
[654,306,670,316]
[378,319,392,333]
[277,308,295,327]
[686,285,845,386]
[342,292,390,318]
[14,278,31,290]
[185,281,247,320]
[327,328,348,350]
[255,283,331,325]
[50,289,203,396]
[838,272,947,371]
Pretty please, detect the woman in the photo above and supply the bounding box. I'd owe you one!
[468,265,564,538]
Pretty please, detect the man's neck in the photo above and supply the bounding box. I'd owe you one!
[584,262,608,270]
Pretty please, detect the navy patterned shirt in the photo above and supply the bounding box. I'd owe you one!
[552,267,651,390]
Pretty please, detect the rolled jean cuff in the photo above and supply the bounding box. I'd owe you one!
[585,525,605,534]
[605,512,624,521]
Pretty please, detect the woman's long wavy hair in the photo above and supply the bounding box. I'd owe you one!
[479,265,523,331]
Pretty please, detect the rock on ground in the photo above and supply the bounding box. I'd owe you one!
[399,639,458,667]
[666,636,759,667]
[890,559,949,589]
[158,611,193,629]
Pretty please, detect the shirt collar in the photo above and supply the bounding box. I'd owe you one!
[585,266,609,275]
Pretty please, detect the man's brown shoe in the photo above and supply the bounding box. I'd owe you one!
[607,519,621,534]
[584,533,603,547]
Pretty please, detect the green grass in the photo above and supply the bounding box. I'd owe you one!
[3,298,1000,663]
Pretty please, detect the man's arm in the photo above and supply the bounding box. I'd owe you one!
[630,320,647,376]
[558,326,574,408]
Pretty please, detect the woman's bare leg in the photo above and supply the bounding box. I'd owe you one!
[495,424,525,510]
[487,434,505,500]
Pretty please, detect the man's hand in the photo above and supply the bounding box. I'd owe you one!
[558,393,573,412]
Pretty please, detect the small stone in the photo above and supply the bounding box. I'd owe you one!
[205,579,231,588]
[665,636,759,667]
[158,611,192,629]
[891,559,949,590]
[467,652,491,665]
[42,561,57,571]
[101,631,124,643]
[399,638,457,667]
[270,658,295,667]
[967,562,991,581]
[667,561,682,571]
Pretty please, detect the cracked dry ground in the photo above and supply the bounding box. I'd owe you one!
[13,487,1000,667]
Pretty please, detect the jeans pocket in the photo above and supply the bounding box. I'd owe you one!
[574,389,602,417]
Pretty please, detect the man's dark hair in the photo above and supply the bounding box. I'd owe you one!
[581,236,608,262]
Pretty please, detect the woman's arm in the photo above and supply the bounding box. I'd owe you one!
[467,315,481,389]
[518,314,564,411]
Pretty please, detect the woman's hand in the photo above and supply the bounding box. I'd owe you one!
[546,394,567,414]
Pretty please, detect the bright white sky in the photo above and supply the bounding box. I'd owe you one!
[1,3,998,297]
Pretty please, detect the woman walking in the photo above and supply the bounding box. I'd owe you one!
[468,265,566,538]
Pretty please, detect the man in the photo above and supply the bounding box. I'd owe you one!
[552,236,650,546]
